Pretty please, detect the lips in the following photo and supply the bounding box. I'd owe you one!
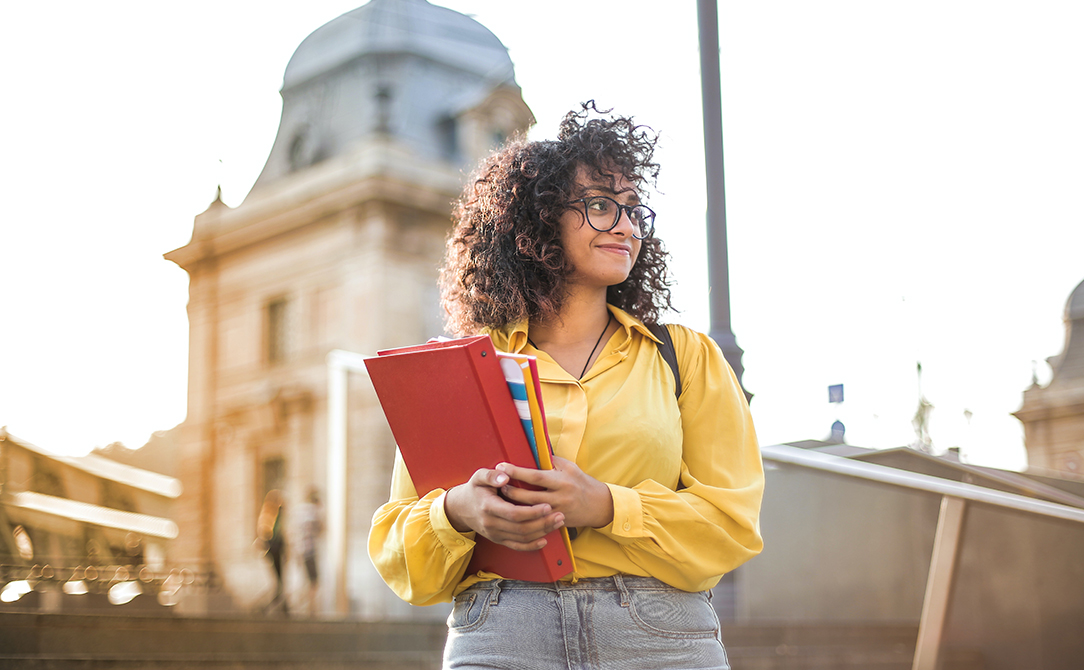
[597,244,632,256]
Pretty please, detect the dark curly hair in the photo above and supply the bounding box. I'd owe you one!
[439,102,673,336]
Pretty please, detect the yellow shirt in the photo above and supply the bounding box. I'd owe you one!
[368,305,764,606]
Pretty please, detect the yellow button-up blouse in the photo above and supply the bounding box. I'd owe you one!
[368,305,764,606]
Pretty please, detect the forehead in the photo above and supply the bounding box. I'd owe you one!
[572,165,638,198]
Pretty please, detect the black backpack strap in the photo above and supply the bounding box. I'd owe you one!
[646,323,681,400]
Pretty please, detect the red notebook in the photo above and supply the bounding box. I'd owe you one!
[364,335,574,582]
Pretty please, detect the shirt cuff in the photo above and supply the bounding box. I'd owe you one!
[601,483,644,539]
[428,490,477,554]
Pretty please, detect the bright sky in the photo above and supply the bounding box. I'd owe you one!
[2,1,1082,471]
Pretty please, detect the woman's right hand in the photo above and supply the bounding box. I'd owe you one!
[444,468,565,551]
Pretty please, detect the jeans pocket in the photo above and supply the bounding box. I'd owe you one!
[626,589,719,639]
[447,590,491,632]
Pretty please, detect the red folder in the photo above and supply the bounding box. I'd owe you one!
[364,335,573,582]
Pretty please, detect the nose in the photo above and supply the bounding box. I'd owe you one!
[611,205,636,237]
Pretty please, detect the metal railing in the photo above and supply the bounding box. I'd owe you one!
[760,444,1084,670]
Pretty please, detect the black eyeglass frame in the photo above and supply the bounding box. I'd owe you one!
[568,196,656,240]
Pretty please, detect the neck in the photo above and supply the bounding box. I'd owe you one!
[527,286,615,379]
[530,286,610,347]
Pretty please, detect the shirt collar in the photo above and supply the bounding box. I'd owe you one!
[484,304,661,353]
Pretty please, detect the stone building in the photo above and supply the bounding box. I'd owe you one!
[0,428,182,612]
[164,0,533,618]
[1015,277,1084,477]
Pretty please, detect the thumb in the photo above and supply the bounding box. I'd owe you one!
[472,467,509,488]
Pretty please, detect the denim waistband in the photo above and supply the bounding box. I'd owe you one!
[474,575,676,593]
[467,575,698,608]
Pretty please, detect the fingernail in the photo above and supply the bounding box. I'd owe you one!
[495,474,508,485]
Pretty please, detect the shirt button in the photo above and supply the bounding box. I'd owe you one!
[622,522,631,531]
[456,539,465,546]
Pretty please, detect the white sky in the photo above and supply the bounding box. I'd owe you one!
[2,1,1082,471]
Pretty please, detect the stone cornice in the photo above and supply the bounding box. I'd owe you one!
[165,139,462,271]
[1014,385,1084,422]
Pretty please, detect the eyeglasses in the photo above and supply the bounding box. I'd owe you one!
[569,196,656,239]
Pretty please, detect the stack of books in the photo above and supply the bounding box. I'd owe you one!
[365,335,575,581]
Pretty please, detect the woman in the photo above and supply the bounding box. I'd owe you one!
[369,103,764,669]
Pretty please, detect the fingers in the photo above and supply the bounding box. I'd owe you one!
[494,462,548,487]
[446,467,566,549]
[480,509,565,548]
[495,458,614,530]
[471,466,512,489]
[494,461,571,506]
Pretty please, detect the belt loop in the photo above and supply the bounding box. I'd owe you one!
[614,574,630,608]
[491,580,503,606]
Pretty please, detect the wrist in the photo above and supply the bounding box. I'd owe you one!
[443,485,473,533]
[589,479,615,528]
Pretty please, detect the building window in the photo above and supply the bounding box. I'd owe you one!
[267,298,291,364]
[438,116,459,162]
[30,457,66,497]
[261,457,286,504]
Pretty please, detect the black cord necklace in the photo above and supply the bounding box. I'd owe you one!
[580,314,613,379]
[527,314,613,379]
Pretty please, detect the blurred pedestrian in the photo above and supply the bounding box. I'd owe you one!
[297,487,323,616]
[257,489,288,615]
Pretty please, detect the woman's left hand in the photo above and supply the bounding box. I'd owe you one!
[496,456,615,529]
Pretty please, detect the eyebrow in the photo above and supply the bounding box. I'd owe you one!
[579,183,642,204]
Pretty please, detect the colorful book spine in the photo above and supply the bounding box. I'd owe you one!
[518,358,554,470]
[513,356,574,566]
[498,356,540,467]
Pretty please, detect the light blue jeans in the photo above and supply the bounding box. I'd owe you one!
[443,575,730,670]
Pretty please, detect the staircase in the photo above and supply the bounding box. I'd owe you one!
[0,613,983,669]
[721,623,984,670]
[0,612,445,669]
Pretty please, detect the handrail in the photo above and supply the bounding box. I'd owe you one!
[761,444,1084,524]
[7,491,179,539]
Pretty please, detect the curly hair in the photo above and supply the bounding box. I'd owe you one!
[439,102,673,336]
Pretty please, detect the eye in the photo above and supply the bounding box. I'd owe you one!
[586,197,613,213]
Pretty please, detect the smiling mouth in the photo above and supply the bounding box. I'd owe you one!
[598,245,632,255]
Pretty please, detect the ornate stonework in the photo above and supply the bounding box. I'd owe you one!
[1015,278,1084,477]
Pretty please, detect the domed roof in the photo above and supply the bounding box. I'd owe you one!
[283,0,515,89]
[1067,278,1084,322]
[248,0,529,194]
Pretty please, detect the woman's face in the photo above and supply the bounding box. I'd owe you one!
[558,168,643,290]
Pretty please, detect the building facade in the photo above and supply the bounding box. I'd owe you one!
[1015,278,1084,477]
[0,428,182,612]
[165,0,532,618]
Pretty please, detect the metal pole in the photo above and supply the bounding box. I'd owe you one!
[697,0,747,390]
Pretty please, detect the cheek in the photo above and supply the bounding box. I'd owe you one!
[558,212,586,246]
